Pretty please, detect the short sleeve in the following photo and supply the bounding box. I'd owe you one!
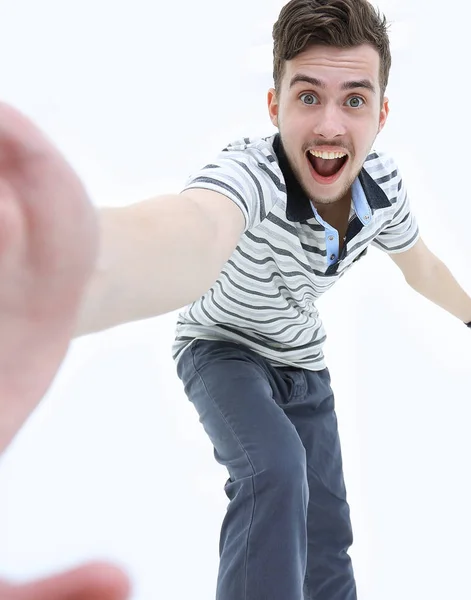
[370,161,420,254]
[181,138,284,232]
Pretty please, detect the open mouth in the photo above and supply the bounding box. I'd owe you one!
[307,150,348,184]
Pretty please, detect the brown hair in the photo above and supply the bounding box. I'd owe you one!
[272,0,391,100]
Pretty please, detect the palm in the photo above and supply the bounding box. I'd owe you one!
[0,103,98,449]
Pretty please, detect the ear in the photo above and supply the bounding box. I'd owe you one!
[267,88,279,128]
[378,96,389,133]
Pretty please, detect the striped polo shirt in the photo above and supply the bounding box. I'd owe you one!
[172,133,419,371]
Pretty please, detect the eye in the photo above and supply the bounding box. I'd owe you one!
[346,96,365,108]
[300,93,318,106]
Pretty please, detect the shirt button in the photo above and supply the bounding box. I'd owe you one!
[364,215,370,221]
[330,254,336,261]
[328,235,334,241]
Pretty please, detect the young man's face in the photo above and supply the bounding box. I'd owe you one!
[268,44,389,207]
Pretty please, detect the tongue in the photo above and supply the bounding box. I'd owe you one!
[311,156,345,177]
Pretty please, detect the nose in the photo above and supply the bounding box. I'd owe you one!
[312,104,346,139]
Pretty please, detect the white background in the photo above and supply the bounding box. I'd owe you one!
[0,1,470,598]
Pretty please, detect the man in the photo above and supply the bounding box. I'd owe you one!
[1,0,470,598]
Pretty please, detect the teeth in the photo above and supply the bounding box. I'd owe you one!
[309,150,347,159]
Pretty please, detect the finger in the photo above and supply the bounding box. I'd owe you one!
[7,562,131,600]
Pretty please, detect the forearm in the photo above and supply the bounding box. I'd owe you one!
[74,194,226,337]
[407,259,471,323]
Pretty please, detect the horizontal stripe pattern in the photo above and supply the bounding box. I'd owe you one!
[173,136,419,370]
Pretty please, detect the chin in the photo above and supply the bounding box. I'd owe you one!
[303,177,348,205]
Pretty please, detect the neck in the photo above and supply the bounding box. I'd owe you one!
[314,191,351,221]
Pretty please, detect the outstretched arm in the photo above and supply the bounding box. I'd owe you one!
[75,187,245,336]
[0,101,244,452]
[389,237,471,324]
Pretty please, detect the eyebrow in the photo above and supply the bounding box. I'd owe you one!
[289,74,376,95]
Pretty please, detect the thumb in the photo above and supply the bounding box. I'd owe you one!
[0,102,60,163]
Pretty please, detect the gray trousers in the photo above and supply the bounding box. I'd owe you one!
[177,339,357,600]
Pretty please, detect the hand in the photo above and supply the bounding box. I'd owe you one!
[0,562,130,600]
[0,102,98,451]
[0,104,130,598]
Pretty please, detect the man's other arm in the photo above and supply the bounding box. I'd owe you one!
[74,189,245,336]
[389,237,471,324]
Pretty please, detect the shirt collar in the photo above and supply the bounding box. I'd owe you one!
[271,133,392,223]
